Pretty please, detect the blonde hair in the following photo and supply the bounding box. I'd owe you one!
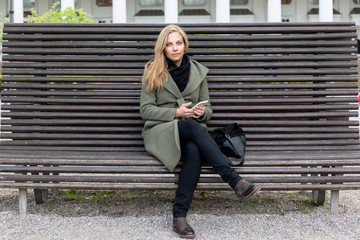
[143,24,189,92]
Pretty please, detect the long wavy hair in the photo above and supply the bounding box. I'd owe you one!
[142,24,189,92]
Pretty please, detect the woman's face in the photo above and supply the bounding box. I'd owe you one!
[165,31,185,66]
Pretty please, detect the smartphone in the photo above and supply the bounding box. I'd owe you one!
[191,100,209,109]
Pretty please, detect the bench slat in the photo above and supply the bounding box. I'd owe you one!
[2,165,360,174]
[1,175,360,185]
[3,75,357,83]
[3,54,358,62]
[2,40,356,49]
[2,126,358,134]
[2,119,357,127]
[3,61,357,69]
[3,47,356,55]
[1,183,360,191]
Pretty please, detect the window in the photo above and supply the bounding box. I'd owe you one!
[183,0,206,6]
[52,0,79,9]
[310,0,319,4]
[24,0,35,8]
[24,0,35,18]
[230,0,248,5]
[139,0,163,6]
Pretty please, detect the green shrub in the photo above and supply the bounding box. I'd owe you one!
[26,2,95,23]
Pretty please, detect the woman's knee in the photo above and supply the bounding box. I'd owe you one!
[178,119,203,133]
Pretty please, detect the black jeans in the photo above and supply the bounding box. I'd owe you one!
[173,119,242,218]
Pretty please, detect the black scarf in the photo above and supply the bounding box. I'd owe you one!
[166,55,190,92]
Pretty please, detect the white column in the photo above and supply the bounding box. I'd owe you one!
[267,0,281,22]
[13,0,23,23]
[319,0,333,22]
[216,0,230,23]
[61,0,74,11]
[164,0,178,23]
[113,0,127,23]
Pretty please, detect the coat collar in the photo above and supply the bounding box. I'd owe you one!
[163,59,209,98]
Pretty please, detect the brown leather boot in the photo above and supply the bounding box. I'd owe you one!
[173,217,196,239]
[233,179,261,201]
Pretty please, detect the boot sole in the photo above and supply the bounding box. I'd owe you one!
[173,226,196,239]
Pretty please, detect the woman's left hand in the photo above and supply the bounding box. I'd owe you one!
[192,105,205,119]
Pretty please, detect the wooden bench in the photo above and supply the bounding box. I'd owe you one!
[1,22,360,216]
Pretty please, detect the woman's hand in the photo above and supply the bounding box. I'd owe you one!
[192,105,205,119]
[175,102,194,119]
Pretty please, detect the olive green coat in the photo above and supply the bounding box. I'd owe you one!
[140,59,213,172]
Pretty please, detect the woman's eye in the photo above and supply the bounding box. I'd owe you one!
[166,43,172,47]
[177,42,182,45]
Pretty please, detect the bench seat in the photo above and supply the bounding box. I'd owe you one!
[1,150,360,189]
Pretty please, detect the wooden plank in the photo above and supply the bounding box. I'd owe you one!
[3,75,356,83]
[3,47,356,55]
[4,22,356,28]
[3,61,358,69]
[0,183,360,191]
[1,165,360,174]
[1,105,356,114]
[2,119,356,127]
[2,96,357,104]
[2,54,358,63]
[2,40,356,49]
[3,25,357,34]
[1,175,360,184]
[4,32,356,41]
[3,82,357,90]
[2,126,357,134]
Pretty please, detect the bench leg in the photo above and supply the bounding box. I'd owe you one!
[330,190,339,214]
[19,188,27,217]
[311,166,327,205]
[312,189,326,205]
[34,189,48,204]
[33,164,49,204]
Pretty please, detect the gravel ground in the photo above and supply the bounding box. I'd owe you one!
[1,188,360,240]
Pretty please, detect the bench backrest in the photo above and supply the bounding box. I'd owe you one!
[1,23,359,153]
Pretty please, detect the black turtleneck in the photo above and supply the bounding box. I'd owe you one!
[166,55,190,92]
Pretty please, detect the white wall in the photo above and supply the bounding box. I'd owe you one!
[295,0,307,22]
[339,0,351,22]
[37,0,50,15]
[231,15,255,23]
[0,0,7,20]
[126,0,135,23]
[253,0,266,22]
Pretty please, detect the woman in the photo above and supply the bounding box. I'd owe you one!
[140,25,261,239]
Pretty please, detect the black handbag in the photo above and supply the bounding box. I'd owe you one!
[209,123,246,166]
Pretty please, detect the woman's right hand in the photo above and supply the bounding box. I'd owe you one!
[175,102,194,119]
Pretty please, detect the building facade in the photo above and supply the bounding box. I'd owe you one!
[1,0,360,24]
